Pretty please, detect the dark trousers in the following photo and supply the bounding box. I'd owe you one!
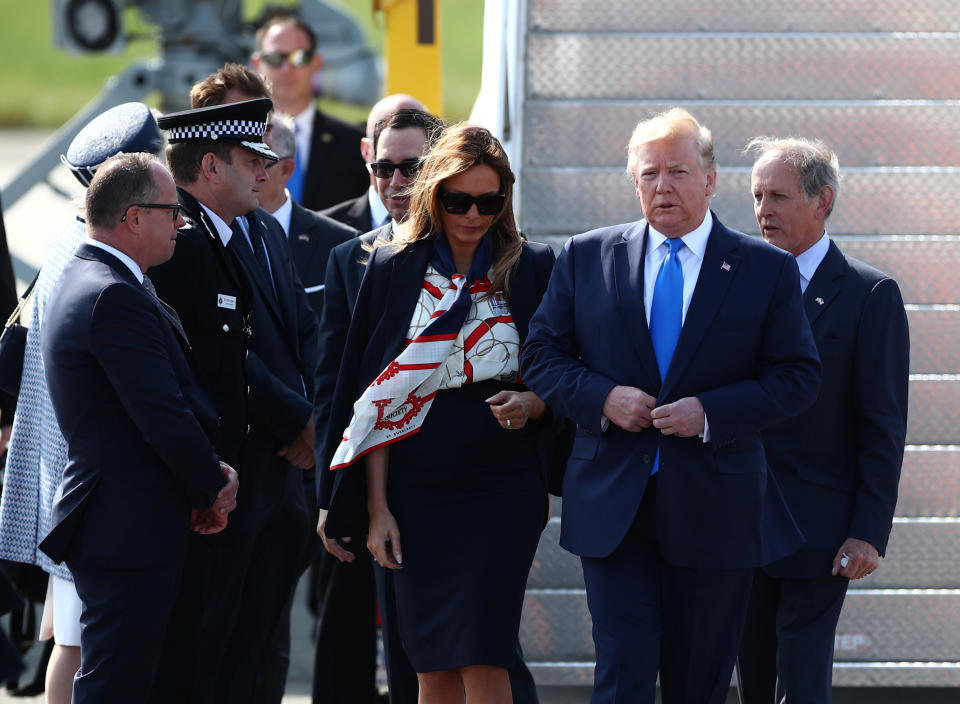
[71,563,182,704]
[737,569,849,704]
[312,544,380,704]
[580,478,753,704]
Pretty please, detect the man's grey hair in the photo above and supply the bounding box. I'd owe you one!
[267,112,297,159]
[746,137,840,219]
[85,153,161,229]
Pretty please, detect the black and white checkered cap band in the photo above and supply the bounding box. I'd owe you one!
[167,119,265,142]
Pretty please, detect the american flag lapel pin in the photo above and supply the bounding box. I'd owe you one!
[298,234,310,242]
[815,296,825,306]
[721,261,731,271]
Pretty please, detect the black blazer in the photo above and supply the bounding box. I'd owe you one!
[313,225,389,508]
[228,210,321,506]
[301,109,368,212]
[763,240,909,578]
[149,188,252,467]
[320,237,556,536]
[40,245,225,569]
[320,193,374,235]
[286,201,358,315]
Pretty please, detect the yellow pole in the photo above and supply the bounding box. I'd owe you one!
[373,0,443,116]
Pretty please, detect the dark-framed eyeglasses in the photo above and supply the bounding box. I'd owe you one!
[366,159,422,179]
[439,190,505,216]
[257,49,314,68]
[265,155,294,170]
[120,203,182,222]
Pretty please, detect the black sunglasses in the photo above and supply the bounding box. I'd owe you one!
[439,190,505,216]
[121,203,181,222]
[366,159,422,179]
[257,49,315,68]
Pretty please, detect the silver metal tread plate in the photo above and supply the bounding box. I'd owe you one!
[523,101,960,168]
[528,518,960,590]
[520,169,960,239]
[520,589,960,662]
[526,34,960,101]
[528,0,960,33]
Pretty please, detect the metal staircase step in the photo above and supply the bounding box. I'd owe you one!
[520,589,960,662]
[529,0,960,33]
[527,34,960,101]
[908,377,960,445]
[898,447,960,517]
[524,100,960,168]
[521,169,960,239]
[907,307,960,373]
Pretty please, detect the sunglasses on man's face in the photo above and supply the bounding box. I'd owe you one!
[366,159,422,179]
[257,49,314,68]
[439,190,506,216]
[121,203,182,222]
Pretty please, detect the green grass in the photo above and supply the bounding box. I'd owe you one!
[0,0,482,127]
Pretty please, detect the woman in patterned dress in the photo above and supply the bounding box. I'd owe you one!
[323,124,555,703]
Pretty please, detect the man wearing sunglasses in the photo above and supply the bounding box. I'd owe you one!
[322,93,428,234]
[252,12,368,211]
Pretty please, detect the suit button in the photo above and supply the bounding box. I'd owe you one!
[246,385,251,395]
[222,324,230,333]
[246,423,252,434]
[643,455,651,463]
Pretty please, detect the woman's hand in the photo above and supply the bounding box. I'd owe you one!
[367,506,403,570]
[486,390,546,430]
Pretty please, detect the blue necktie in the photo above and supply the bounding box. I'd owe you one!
[648,237,685,475]
[287,124,305,203]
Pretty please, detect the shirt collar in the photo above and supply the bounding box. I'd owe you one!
[646,210,713,260]
[84,238,143,283]
[270,193,294,237]
[368,185,390,228]
[198,202,235,247]
[795,231,830,289]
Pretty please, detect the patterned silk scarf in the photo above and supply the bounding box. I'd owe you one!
[331,233,495,470]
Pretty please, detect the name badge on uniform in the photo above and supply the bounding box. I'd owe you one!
[490,291,509,315]
[217,293,237,310]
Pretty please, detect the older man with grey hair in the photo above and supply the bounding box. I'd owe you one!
[737,137,909,704]
[260,112,357,314]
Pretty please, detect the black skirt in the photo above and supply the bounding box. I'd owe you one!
[386,380,547,672]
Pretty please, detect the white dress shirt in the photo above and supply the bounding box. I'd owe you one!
[794,232,830,293]
[367,185,390,229]
[270,193,294,237]
[642,210,713,326]
[85,238,143,282]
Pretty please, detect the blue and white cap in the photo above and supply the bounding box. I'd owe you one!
[62,102,163,187]
[157,98,279,161]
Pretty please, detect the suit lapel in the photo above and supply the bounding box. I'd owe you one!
[77,244,192,349]
[613,221,661,384]
[288,203,320,276]
[803,240,845,326]
[233,214,285,325]
[660,217,739,399]
[509,248,536,342]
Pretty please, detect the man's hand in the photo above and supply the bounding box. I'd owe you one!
[0,424,11,457]
[602,385,656,432]
[651,397,705,437]
[316,508,355,563]
[832,537,879,580]
[191,463,239,535]
[278,416,316,470]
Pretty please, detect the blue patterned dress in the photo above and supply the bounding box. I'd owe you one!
[0,217,85,580]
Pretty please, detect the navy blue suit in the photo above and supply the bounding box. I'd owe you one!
[321,192,374,236]
[737,240,909,704]
[40,244,226,704]
[520,215,820,704]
